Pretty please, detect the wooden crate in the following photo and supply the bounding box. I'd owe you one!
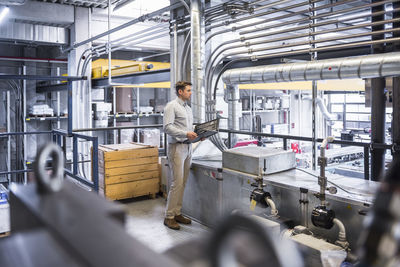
[94,143,160,200]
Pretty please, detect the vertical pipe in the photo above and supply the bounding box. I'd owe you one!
[108,0,112,86]
[92,136,99,192]
[113,86,117,144]
[68,81,73,136]
[311,0,318,171]
[56,67,61,129]
[364,146,370,180]
[136,87,140,125]
[6,90,10,183]
[62,136,67,166]
[343,94,346,131]
[228,132,231,149]
[227,84,239,146]
[250,90,253,131]
[173,23,179,82]
[300,188,309,228]
[191,0,205,123]
[312,81,317,170]
[57,134,61,147]
[22,65,27,184]
[73,136,78,175]
[164,132,167,156]
[392,2,400,162]
[370,0,386,181]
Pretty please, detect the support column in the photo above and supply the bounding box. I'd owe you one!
[68,7,91,180]
[68,7,91,131]
[370,1,386,181]
[392,2,400,161]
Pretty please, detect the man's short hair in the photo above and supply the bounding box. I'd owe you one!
[175,81,192,95]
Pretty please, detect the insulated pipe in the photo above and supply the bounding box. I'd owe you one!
[205,18,400,94]
[191,0,205,123]
[204,4,400,92]
[222,52,400,85]
[265,197,278,216]
[302,96,338,124]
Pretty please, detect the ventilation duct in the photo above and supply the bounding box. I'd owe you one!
[222,52,400,85]
[191,0,206,123]
[0,21,68,45]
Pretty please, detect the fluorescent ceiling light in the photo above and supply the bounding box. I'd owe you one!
[0,7,9,23]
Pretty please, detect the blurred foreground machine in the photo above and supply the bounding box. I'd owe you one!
[0,144,179,267]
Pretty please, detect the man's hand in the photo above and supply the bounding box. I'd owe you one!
[187,131,198,140]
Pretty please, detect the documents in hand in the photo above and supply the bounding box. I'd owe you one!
[184,119,219,144]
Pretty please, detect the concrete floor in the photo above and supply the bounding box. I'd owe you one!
[122,196,209,253]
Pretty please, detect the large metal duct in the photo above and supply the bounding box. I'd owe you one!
[191,0,205,123]
[222,52,400,84]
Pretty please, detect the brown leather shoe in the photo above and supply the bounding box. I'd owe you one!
[164,218,180,230]
[174,214,192,224]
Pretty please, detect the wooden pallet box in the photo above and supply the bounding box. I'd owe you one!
[94,143,160,200]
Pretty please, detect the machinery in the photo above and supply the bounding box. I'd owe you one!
[177,139,380,266]
[0,143,399,267]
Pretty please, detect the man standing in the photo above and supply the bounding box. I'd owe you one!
[163,81,198,230]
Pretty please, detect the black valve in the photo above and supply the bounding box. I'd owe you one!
[250,189,271,208]
[311,206,335,229]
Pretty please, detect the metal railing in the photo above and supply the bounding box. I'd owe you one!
[221,128,394,181]
[52,129,99,192]
[72,124,167,156]
[0,130,99,191]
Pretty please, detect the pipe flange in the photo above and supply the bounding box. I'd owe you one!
[34,143,64,194]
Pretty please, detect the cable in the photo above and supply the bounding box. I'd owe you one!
[296,168,368,197]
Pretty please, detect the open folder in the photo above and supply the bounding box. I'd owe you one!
[183,118,219,144]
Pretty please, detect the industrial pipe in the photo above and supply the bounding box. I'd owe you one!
[299,188,309,228]
[319,136,334,207]
[63,2,184,52]
[191,0,205,123]
[222,52,400,85]
[321,136,334,157]
[266,197,278,216]
[225,84,240,146]
[302,96,338,124]
[333,218,349,250]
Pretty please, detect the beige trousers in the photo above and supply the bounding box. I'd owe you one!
[165,143,192,219]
